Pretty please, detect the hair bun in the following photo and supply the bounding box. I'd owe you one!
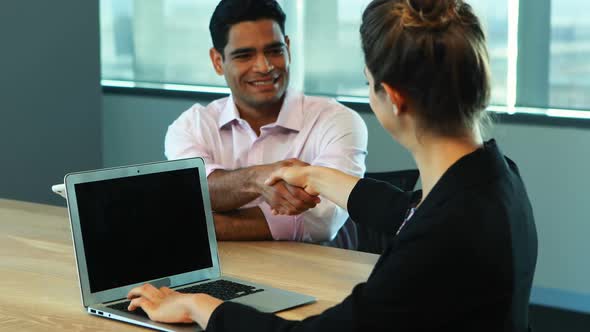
[400,0,460,30]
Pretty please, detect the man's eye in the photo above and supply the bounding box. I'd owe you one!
[268,48,284,56]
[233,54,252,60]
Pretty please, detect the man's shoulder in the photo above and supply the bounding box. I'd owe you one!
[179,96,230,119]
[300,94,362,122]
[192,96,230,114]
[301,94,344,110]
[170,97,230,133]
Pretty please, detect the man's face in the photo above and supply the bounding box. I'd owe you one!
[210,19,290,110]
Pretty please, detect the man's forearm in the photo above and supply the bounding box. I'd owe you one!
[207,168,262,211]
[208,159,316,214]
[213,207,272,241]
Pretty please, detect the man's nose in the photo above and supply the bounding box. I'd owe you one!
[254,54,274,73]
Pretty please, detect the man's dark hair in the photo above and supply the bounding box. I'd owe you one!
[209,0,287,56]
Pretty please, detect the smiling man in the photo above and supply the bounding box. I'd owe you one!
[164,0,368,245]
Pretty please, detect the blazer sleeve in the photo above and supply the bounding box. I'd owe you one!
[206,283,365,332]
[347,178,415,234]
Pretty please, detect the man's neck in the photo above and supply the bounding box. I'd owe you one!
[235,97,285,136]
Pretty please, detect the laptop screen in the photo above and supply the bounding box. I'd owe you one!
[74,167,213,293]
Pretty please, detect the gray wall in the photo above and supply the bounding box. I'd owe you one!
[103,93,590,311]
[0,1,102,206]
[102,94,191,167]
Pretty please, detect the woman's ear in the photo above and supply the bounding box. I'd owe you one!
[381,83,405,115]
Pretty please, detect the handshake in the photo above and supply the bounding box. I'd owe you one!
[260,158,321,216]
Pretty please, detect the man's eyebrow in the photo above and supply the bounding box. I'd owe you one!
[229,47,256,57]
[264,42,286,50]
[228,42,286,57]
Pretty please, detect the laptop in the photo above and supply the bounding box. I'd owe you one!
[63,157,315,331]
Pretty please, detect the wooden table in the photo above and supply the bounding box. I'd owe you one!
[0,199,379,331]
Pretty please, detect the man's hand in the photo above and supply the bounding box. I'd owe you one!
[266,164,322,215]
[265,164,318,195]
[256,159,320,215]
[207,158,320,214]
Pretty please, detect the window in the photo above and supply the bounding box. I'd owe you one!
[100,0,590,116]
[469,0,509,106]
[301,0,508,105]
[100,0,133,81]
[301,0,372,97]
[101,0,224,86]
[549,0,590,110]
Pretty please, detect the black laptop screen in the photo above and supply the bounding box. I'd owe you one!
[75,167,213,293]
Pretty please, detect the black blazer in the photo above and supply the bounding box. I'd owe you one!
[207,140,538,332]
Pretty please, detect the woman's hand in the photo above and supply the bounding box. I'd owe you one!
[266,165,319,196]
[265,165,320,215]
[127,284,223,328]
[267,165,360,211]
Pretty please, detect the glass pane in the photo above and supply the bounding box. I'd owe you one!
[100,0,134,81]
[469,0,509,106]
[100,0,509,105]
[302,0,508,104]
[549,0,590,109]
[303,0,372,97]
[100,0,225,86]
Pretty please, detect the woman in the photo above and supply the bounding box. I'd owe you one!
[127,0,538,330]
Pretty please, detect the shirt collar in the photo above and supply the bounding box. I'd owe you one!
[217,89,304,132]
[218,97,241,129]
[274,89,303,132]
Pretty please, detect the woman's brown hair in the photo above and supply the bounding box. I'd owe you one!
[360,0,491,136]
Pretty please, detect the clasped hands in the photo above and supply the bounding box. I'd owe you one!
[260,158,320,216]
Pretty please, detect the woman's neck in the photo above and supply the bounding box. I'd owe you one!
[410,132,483,206]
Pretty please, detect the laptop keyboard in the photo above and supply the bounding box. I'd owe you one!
[107,279,264,317]
[181,279,264,300]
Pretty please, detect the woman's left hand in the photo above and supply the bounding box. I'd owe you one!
[127,284,223,327]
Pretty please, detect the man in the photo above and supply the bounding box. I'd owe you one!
[164,0,367,245]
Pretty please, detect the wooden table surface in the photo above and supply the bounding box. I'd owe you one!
[0,199,378,331]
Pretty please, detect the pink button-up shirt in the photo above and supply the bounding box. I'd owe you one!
[164,90,368,243]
